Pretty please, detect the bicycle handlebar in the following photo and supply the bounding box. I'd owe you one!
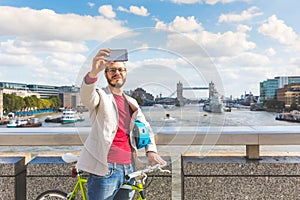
[126,163,170,180]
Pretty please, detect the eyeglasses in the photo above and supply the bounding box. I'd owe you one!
[105,67,127,74]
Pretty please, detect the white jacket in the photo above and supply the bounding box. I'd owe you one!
[77,81,157,176]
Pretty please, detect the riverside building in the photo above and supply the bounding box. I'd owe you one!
[260,76,300,102]
[277,82,300,109]
[0,82,81,117]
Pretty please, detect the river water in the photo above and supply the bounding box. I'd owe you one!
[1,104,299,199]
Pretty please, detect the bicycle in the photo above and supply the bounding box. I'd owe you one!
[36,153,170,200]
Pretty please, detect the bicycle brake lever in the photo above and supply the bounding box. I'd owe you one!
[142,172,148,184]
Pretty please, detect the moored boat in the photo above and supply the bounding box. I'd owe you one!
[7,118,41,128]
[6,119,18,128]
[61,109,78,124]
[275,110,300,123]
[19,118,42,127]
[45,116,62,123]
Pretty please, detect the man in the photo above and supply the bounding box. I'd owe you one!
[77,48,166,200]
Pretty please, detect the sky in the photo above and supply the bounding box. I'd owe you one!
[0,0,300,99]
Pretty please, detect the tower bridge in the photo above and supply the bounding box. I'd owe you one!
[176,81,209,106]
[182,87,209,90]
[143,81,211,106]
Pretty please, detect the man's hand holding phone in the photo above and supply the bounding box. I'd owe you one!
[89,48,128,78]
[90,48,110,78]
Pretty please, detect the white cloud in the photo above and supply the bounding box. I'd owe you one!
[237,24,252,32]
[205,0,245,5]
[264,48,276,56]
[156,16,256,57]
[130,6,149,17]
[156,16,203,32]
[171,0,247,5]
[218,6,262,23]
[118,6,149,17]
[87,2,95,8]
[1,39,31,55]
[171,0,201,4]
[290,57,300,67]
[0,6,133,85]
[0,6,130,41]
[216,52,270,67]
[98,5,116,19]
[0,53,42,68]
[258,15,298,45]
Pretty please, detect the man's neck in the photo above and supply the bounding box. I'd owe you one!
[109,85,123,96]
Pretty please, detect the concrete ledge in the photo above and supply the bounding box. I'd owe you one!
[26,156,84,200]
[0,157,26,200]
[27,154,172,200]
[182,155,300,199]
[1,126,300,146]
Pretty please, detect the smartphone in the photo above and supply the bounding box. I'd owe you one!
[107,49,128,62]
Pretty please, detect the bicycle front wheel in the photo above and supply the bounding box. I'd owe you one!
[36,190,68,200]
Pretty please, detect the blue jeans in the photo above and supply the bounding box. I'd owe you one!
[87,163,135,200]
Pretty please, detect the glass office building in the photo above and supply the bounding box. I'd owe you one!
[0,82,80,108]
[260,76,300,102]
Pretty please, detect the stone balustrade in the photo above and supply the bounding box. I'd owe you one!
[1,126,300,199]
[0,154,172,200]
[182,154,300,199]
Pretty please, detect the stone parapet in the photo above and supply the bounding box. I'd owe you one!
[182,155,300,200]
[26,156,86,200]
[26,154,172,200]
[0,156,26,200]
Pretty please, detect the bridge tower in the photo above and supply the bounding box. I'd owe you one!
[0,89,3,120]
[209,81,216,99]
[176,81,185,106]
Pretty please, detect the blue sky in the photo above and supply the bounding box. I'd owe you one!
[0,0,299,99]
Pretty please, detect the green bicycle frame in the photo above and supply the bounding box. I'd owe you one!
[124,181,146,200]
[68,175,88,200]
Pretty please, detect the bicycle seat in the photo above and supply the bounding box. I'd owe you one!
[62,153,79,163]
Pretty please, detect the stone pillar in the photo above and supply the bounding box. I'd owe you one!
[182,155,300,199]
[0,156,26,200]
[26,156,83,200]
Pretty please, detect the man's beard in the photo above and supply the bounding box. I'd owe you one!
[107,76,126,88]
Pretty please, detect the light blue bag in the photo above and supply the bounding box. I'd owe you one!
[132,120,151,149]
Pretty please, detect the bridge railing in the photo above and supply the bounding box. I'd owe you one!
[1,126,300,159]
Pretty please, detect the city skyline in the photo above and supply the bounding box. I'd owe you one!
[0,0,299,98]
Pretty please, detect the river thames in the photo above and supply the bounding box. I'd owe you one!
[1,104,299,199]
[0,104,299,154]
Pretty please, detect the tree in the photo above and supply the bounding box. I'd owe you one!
[40,99,51,109]
[290,103,299,111]
[49,96,61,109]
[3,94,61,113]
[263,99,285,111]
[3,93,25,112]
[24,96,36,110]
[30,95,40,109]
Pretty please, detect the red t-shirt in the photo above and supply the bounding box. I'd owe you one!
[107,94,132,164]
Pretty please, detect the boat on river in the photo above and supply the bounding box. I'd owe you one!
[19,118,42,127]
[7,118,42,128]
[275,110,300,123]
[163,114,177,123]
[61,109,84,124]
[45,116,62,123]
[202,82,224,113]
